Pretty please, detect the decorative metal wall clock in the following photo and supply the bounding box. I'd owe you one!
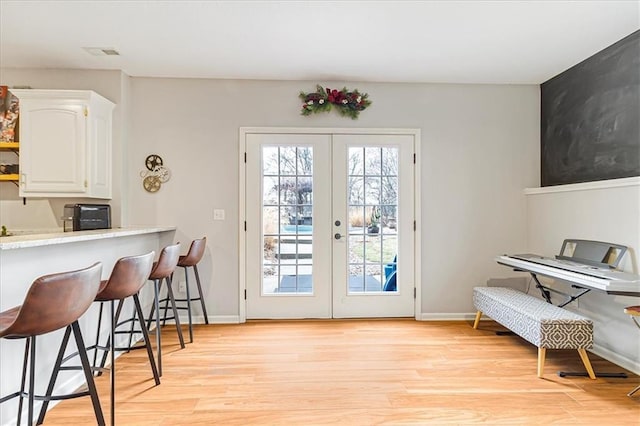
[140,154,171,192]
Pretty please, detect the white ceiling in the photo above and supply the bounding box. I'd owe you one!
[1,1,638,84]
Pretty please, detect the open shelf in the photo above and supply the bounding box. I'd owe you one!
[0,141,19,183]
[0,142,19,150]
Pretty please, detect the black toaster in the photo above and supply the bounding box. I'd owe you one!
[63,204,111,232]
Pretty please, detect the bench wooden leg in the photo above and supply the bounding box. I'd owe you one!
[577,348,596,380]
[473,311,482,329]
[537,347,546,378]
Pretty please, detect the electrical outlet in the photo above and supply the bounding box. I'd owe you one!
[178,281,186,293]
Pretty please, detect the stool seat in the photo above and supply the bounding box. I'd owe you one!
[0,263,104,426]
[177,238,206,267]
[95,252,155,302]
[0,263,102,339]
[149,252,178,280]
[0,306,21,331]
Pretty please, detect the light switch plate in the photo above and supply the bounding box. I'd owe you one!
[213,209,225,220]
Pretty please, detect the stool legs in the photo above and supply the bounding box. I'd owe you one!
[38,329,67,424]
[152,278,163,376]
[4,337,37,426]
[184,270,194,343]
[109,300,115,426]
[164,275,185,348]
[170,264,209,343]
[146,277,185,376]
[184,264,210,342]
[26,337,35,426]
[16,340,29,425]
[73,321,105,426]
[97,296,160,386]
[192,264,209,325]
[37,322,105,425]
[93,302,105,372]
[131,294,161,385]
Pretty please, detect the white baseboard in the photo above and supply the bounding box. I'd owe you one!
[162,314,241,324]
[206,315,241,324]
[418,312,476,321]
[591,343,640,376]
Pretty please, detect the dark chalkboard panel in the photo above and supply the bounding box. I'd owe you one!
[541,30,640,186]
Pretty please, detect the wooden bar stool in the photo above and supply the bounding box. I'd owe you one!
[624,305,640,397]
[164,237,209,343]
[145,243,184,376]
[0,262,104,426]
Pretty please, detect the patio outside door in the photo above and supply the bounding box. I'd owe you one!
[244,130,416,319]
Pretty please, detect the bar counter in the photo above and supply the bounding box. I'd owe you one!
[0,226,176,250]
[0,226,176,424]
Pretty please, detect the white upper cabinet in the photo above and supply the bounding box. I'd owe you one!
[12,89,115,198]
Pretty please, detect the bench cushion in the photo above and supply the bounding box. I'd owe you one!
[473,287,593,350]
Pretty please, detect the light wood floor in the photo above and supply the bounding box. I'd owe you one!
[41,319,639,425]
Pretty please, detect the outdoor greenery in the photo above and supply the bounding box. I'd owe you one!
[349,234,397,264]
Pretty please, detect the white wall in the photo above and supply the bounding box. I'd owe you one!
[418,84,540,316]
[526,180,640,373]
[127,78,540,318]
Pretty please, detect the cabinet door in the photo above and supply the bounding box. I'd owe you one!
[19,101,87,195]
[86,100,113,199]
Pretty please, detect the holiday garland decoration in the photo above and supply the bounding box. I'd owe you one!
[299,85,371,119]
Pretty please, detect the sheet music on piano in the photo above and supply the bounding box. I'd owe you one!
[496,240,640,301]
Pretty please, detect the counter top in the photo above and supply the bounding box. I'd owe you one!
[0,226,176,250]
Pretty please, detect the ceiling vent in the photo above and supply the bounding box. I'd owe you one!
[83,47,120,56]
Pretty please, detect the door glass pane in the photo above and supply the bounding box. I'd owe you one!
[297,147,313,175]
[263,147,279,175]
[279,147,297,175]
[262,146,314,294]
[347,146,399,293]
[348,147,363,175]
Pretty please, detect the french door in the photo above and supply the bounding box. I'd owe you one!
[243,129,416,319]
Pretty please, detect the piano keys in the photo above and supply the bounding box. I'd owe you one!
[497,253,640,297]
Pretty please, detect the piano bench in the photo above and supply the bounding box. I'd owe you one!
[472,286,595,379]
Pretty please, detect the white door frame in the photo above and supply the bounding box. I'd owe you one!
[239,127,422,323]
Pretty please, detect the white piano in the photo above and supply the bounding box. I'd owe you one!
[497,240,640,303]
